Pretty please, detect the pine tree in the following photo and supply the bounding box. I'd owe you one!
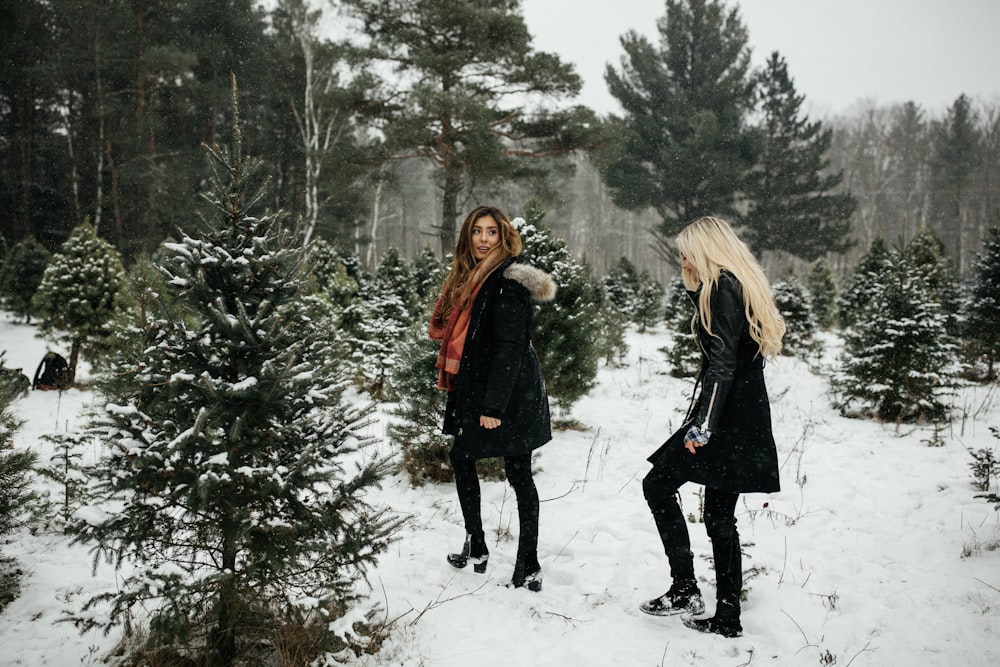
[838,236,896,328]
[632,270,665,333]
[904,226,961,336]
[0,353,37,611]
[744,52,855,261]
[833,255,956,423]
[663,277,700,378]
[516,204,599,417]
[806,257,838,329]
[411,246,445,310]
[387,326,505,485]
[965,226,1000,379]
[772,277,819,358]
[0,236,50,323]
[373,246,420,322]
[929,94,982,270]
[601,0,756,249]
[33,221,126,383]
[342,0,593,253]
[603,257,641,318]
[73,87,397,664]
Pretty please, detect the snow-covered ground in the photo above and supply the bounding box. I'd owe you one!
[2,311,999,666]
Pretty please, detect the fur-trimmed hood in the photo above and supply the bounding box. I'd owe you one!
[502,261,557,303]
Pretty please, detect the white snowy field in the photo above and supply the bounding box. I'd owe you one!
[1,311,999,667]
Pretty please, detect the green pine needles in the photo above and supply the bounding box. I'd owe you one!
[73,82,398,664]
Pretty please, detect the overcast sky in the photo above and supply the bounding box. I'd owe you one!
[520,0,1000,118]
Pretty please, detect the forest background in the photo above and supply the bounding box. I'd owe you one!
[2,0,998,284]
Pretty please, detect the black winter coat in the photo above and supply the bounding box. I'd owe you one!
[444,257,555,461]
[648,271,780,494]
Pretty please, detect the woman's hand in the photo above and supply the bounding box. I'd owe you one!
[683,425,711,454]
[480,415,501,430]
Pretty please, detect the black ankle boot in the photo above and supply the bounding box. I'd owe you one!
[447,533,489,573]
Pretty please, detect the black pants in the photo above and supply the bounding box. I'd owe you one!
[451,451,540,574]
[643,462,742,619]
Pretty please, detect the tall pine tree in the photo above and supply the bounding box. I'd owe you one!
[73,84,397,664]
[342,0,593,253]
[744,52,855,261]
[965,226,1000,379]
[601,0,756,251]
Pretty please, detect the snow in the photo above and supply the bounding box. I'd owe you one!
[2,313,999,666]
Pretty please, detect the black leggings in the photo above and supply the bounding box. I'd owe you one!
[642,462,742,611]
[451,451,540,573]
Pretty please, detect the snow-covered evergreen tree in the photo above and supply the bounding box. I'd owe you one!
[603,256,641,319]
[833,254,956,423]
[964,226,1000,379]
[73,93,397,664]
[904,226,961,335]
[663,277,700,378]
[0,354,36,611]
[773,277,819,358]
[516,203,599,416]
[0,236,49,323]
[411,246,445,310]
[806,257,838,329]
[838,236,896,328]
[308,237,361,310]
[33,222,125,383]
[373,246,420,322]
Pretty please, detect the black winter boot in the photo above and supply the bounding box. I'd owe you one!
[447,531,489,573]
[639,580,705,616]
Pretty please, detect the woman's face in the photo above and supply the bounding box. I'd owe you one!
[681,254,699,285]
[471,215,501,261]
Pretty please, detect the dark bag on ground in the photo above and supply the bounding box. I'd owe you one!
[33,352,70,390]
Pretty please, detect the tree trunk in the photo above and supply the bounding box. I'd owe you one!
[68,338,81,385]
[214,524,238,665]
[440,165,462,256]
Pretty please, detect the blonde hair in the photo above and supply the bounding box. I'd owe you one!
[676,216,785,359]
[439,205,522,321]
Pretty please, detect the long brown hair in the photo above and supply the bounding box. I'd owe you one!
[676,216,785,359]
[438,205,522,321]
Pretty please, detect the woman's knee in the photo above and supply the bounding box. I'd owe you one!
[642,467,679,503]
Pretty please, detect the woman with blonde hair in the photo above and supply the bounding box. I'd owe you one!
[429,205,555,591]
[639,216,785,637]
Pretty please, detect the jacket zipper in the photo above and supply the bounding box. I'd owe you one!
[701,382,719,430]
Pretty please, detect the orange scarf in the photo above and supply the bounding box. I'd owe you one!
[429,281,484,390]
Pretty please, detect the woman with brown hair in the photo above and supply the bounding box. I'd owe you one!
[428,205,555,591]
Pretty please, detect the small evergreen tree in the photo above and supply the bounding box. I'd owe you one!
[838,236,896,328]
[0,353,37,612]
[516,203,599,417]
[308,238,362,310]
[806,257,838,329]
[603,256,641,318]
[663,277,700,378]
[73,88,397,664]
[411,246,445,309]
[965,226,1000,380]
[387,326,504,485]
[632,270,665,333]
[904,226,961,336]
[772,277,819,358]
[0,233,7,270]
[373,246,420,322]
[33,221,126,383]
[0,236,50,323]
[833,255,956,422]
